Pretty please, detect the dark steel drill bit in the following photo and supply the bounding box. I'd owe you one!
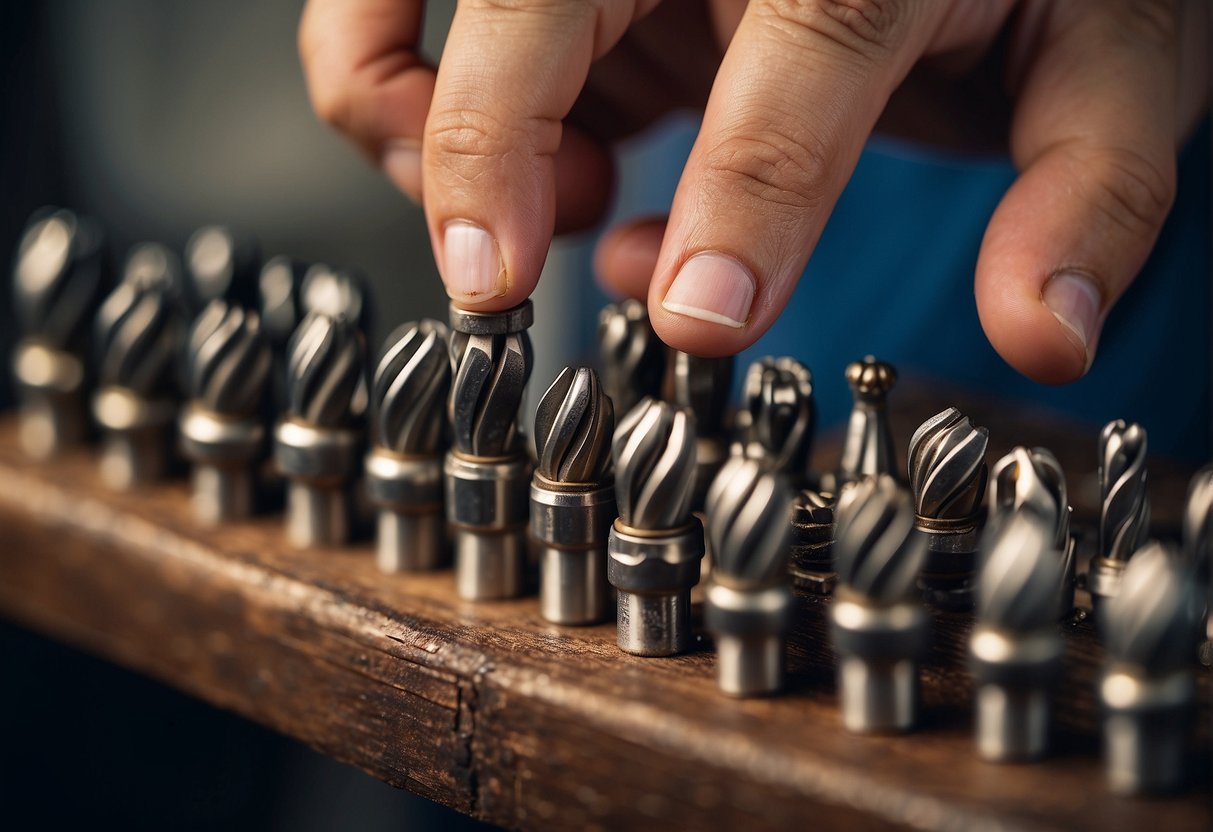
[184,225,261,310]
[608,398,704,656]
[736,356,815,485]
[179,301,272,523]
[704,457,794,696]
[11,208,110,458]
[92,254,185,490]
[597,298,665,420]
[788,488,836,594]
[365,319,453,573]
[273,311,365,547]
[908,407,989,610]
[970,511,1065,761]
[837,356,898,488]
[445,301,534,600]
[1100,543,1200,795]
[532,366,616,624]
[302,263,374,340]
[830,474,929,733]
[663,349,732,512]
[988,446,1076,619]
[1088,420,1150,611]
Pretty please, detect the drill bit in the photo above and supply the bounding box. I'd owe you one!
[1088,420,1150,611]
[597,298,665,419]
[184,225,261,310]
[788,489,836,594]
[1182,466,1213,651]
[736,356,815,486]
[830,474,929,733]
[179,301,272,523]
[11,208,110,458]
[302,263,374,339]
[365,319,453,573]
[704,457,794,696]
[92,249,186,490]
[608,398,704,656]
[663,349,732,512]
[273,311,365,547]
[988,446,1076,619]
[908,407,989,610]
[532,366,616,624]
[445,301,534,600]
[1100,543,1200,795]
[970,511,1065,761]
[837,356,898,488]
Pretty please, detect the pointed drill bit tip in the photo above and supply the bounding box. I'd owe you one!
[534,366,614,485]
[186,300,272,416]
[285,311,366,429]
[977,511,1063,632]
[908,407,989,520]
[1099,419,1150,563]
[14,208,108,351]
[612,397,697,530]
[739,356,815,477]
[833,474,926,604]
[370,319,452,455]
[706,456,793,587]
[1102,542,1200,672]
[989,446,1069,547]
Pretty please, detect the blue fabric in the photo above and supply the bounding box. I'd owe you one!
[584,119,1210,462]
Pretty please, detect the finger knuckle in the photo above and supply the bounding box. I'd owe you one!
[1084,145,1177,236]
[703,127,830,211]
[759,0,902,58]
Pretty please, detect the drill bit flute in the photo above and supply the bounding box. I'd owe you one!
[532,367,616,625]
[1088,420,1150,611]
[445,301,534,600]
[273,312,365,547]
[1183,466,1212,650]
[366,320,452,573]
[597,299,665,419]
[12,208,109,458]
[736,356,815,485]
[608,398,704,656]
[663,350,732,512]
[179,301,272,523]
[704,457,794,696]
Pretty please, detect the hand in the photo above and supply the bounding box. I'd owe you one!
[300,0,1208,384]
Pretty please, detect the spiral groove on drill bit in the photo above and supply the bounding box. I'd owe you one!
[1098,420,1150,562]
[185,301,272,417]
[286,312,365,429]
[534,366,613,485]
[1103,543,1198,671]
[838,356,898,485]
[612,398,697,530]
[908,408,989,520]
[95,278,182,398]
[833,475,927,604]
[977,512,1063,633]
[597,299,665,419]
[371,320,452,455]
[738,357,815,480]
[1184,467,1212,573]
[14,208,107,351]
[449,328,533,458]
[663,350,732,439]
[707,456,793,587]
[989,447,1067,544]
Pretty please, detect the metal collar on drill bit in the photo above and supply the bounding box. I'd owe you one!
[449,299,533,335]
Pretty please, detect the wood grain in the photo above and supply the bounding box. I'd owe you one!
[0,410,1207,831]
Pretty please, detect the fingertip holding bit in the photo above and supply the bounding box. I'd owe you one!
[366,319,452,573]
[830,474,929,733]
[704,457,794,696]
[273,311,365,548]
[970,511,1065,762]
[445,300,534,601]
[1100,543,1200,795]
[608,398,704,656]
[531,366,616,625]
[1088,420,1150,613]
[179,301,272,523]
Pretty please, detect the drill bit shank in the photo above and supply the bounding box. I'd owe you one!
[597,299,665,419]
[663,349,732,512]
[1088,420,1150,611]
[837,356,897,487]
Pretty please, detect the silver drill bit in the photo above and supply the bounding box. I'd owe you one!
[988,446,1076,619]
[608,398,704,656]
[12,208,109,458]
[970,511,1065,761]
[179,301,272,524]
[704,457,794,696]
[1088,420,1150,611]
[736,356,815,486]
[908,407,989,610]
[366,320,453,573]
[92,251,185,490]
[830,474,929,733]
[184,225,261,310]
[597,298,665,419]
[788,489,836,594]
[663,349,732,511]
[302,263,373,337]
[1100,543,1200,795]
[532,366,616,625]
[273,312,365,548]
[445,301,534,600]
[1182,466,1212,651]
[837,356,898,488]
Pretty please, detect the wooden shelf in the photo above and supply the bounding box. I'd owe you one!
[0,407,1208,831]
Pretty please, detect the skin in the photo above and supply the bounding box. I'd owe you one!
[299,0,1208,384]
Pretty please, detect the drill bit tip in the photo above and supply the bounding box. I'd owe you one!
[94,276,182,398]
[14,208,108,352]
[845,356,897,402]
[989,446,1068,547]
[833,474,926,604]
[285,311,366,428]
[738,356,815,478]
[597,298,666,419]
[706,456,793,587]
[534,366,614,485]
[977,510,1063,632]
[371,319,452,455]
[612,397,697,530]
[1098,420,1150,562]
[908,407,989,520]
[186,300,272,416]
[1103,542,1200,673]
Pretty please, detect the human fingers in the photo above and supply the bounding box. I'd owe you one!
[595,216,669,299]
[975,0,1187,384]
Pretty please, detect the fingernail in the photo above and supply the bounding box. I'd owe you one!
[1042,270,1102,370]
[382,139,422,201]
[443,220,505,304]
[661,252,755,328]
